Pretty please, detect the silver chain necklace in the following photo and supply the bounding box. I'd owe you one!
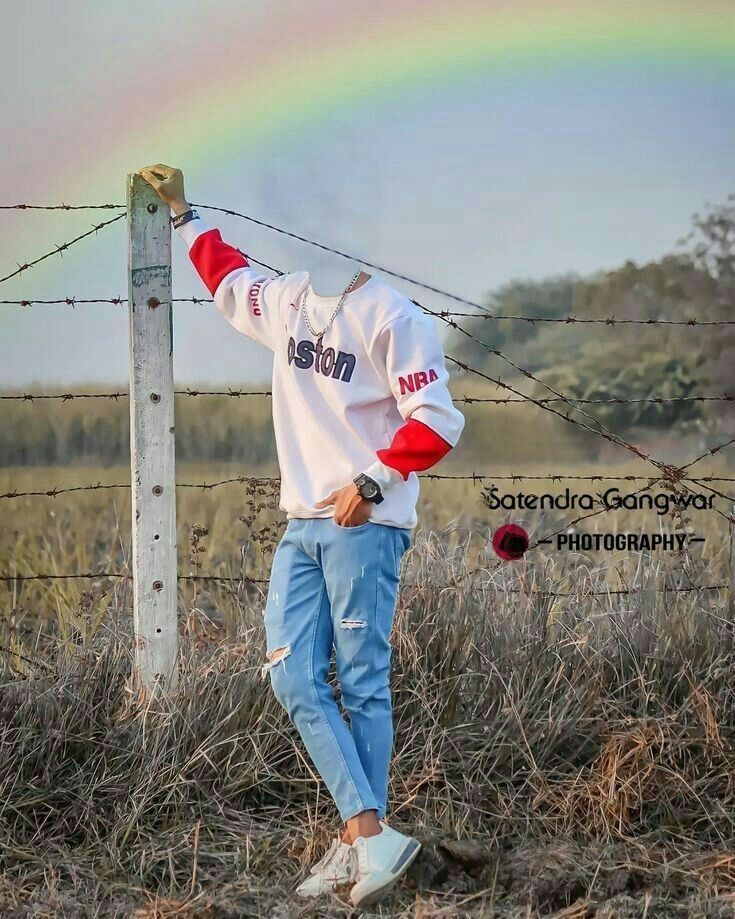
[300,271,362,340]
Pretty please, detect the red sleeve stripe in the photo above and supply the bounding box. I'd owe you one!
[189,229,249,296]
[376,418,452,480]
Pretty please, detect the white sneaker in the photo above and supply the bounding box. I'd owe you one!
[296,837,356,898]
[350,822,421,907]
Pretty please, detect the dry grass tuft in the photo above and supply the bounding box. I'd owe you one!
[1,471,735,916]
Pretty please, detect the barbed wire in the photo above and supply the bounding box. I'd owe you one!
[5,202,733,329]
[0,477,274,500]
[0,204,124,211]
[0,389,273,401]
[191,204,735,334]
[462,394,735,405]
[434,310,735,327]
[421,299,662,468]
[3,470,734,503]
[424,473,735,483]
[0,214,125,285]
[1,483,130,500]
[0,228,660,472]
[191,203,496,318]
[676,436,735,474]
[2,297,127,306]
[3,388,733,406]
[676,478,735,526]
[529,482,654,550]
[446,353,652,464]
[0,571,269,584]
[2,199,733,597]
[7,294,734,327]
[0,568,727,598]
[179,218,729,477]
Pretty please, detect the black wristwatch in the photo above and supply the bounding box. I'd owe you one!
[353,473,384,505]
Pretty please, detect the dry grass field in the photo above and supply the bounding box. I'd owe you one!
[2,448,735,917]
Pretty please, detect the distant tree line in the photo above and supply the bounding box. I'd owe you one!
[445,196,734,433]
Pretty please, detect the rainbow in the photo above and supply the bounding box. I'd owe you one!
[5,0,735,223]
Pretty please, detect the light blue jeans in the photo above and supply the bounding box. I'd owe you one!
[263,517,412,821]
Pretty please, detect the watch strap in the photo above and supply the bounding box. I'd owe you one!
[354,473,384,505]
[171,208,200,230]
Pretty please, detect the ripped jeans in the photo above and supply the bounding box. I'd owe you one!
[263,517,411,821]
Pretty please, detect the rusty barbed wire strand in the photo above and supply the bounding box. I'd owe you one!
[186,227,729,478]
[2,236,658,470]
[434,309,735,327]
[192,204,496,317]
[2,392,128,402]
[178,575,731,595]
[674,478,735,526]
[6,294,734,327]
[1,298,128,306]
[676,436,735,474]
[512,583,730,597]
[4,201,732,326]
[4,471,734,502]
[0,569,726,596]
[447,353,653,465]
[528,482,655,550]
[424,300,661,468]
[2,388,733,406]
[177,475,280,491]
[2,202,731,579]
[1,483,129,500]
[0,389,274,401]
[458,394,735,406]
[682,477,735,505]
[0,214,126,285]
[178,574,270,583]
[424,473,735,483]
[0,571,268,584]
[0,235,710,486]
[0,204,124,211]
[193,204,735,331]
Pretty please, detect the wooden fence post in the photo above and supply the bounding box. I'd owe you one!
[127,173,178,693]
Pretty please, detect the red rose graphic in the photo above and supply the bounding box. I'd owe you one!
[492,524,529,561]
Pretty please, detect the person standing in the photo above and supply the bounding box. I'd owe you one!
[140,165,465,908]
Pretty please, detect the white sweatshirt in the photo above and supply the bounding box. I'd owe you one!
[176,219,465,529]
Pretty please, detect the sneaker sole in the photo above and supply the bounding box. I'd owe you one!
[296,877,354,899]
[350,838,422,908]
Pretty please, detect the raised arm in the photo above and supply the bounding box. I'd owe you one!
[139,164,295,351]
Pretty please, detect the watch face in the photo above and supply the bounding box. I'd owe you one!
[362,481,378,499]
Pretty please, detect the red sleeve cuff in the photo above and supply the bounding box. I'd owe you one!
[376,418,452,480]
[189,229,249,295]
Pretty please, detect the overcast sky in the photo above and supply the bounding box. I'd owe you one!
[1,1,733,387]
